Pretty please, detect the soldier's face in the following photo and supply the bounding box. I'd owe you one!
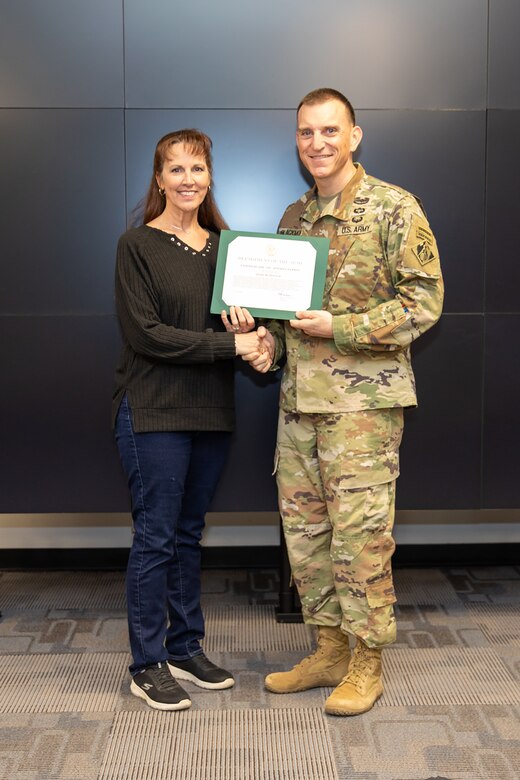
[296,100,362,193]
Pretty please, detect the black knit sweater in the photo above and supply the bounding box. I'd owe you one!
[112,225,237,432]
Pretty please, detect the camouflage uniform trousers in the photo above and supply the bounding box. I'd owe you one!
[276,406,404,648]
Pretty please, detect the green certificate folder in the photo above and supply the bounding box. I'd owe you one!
[210,230,330,320]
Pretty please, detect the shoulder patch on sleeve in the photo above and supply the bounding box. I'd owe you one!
[409,215,438,266]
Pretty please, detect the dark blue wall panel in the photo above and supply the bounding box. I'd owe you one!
[485,110,520,312]
[0,109,126,314]
[0,316,127,512]
[398,315,483,510]
[488,0,520,108]
[483,314,520,507]
[0,1,124,107]
[124,0,487,109]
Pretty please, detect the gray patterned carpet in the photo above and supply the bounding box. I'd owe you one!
[0,566,519,779]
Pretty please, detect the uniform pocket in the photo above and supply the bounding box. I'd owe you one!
[331,479,396,608]
[332,528,397,607]
[365,571,397,608]
[330,408,404,490]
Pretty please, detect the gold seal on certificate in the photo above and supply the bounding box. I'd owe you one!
[210,230,330,320]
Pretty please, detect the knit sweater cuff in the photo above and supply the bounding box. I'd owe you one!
[210,331,237,360]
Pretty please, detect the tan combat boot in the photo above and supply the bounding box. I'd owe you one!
[324,638,383,715]
[265,626,350,693]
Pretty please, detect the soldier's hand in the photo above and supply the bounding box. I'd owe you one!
[289,310,333,338]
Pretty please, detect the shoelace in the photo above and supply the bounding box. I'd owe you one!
[150,663,181,691]
[344,657,377,690]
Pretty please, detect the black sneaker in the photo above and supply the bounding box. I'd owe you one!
[168,653,235,690]
[130,662,191,711]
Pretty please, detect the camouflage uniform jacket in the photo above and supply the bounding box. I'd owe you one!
[270,163,444,413]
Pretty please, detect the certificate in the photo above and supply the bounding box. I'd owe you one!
[210,230,330,320]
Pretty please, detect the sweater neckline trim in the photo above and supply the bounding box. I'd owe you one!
[143,225,212,255]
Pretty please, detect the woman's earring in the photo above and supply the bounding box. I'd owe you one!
[158,187,165,196]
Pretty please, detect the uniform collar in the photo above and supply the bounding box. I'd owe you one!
[301,163,365,225]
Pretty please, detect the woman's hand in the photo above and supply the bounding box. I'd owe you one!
[221,306,255,334]
[234,330,263,357]
[237,326,275,374]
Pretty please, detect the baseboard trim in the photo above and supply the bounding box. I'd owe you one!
[0,543,518,570]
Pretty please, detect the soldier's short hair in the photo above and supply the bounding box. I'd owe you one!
[297,88,356,125]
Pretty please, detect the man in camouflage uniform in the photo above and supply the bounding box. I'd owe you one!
[262,88,443,715]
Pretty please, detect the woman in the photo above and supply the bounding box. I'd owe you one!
[113,129,268,711]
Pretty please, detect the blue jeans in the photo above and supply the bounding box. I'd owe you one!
[115,395,231,675]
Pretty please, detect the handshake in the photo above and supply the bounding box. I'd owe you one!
[221,306,275,374]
